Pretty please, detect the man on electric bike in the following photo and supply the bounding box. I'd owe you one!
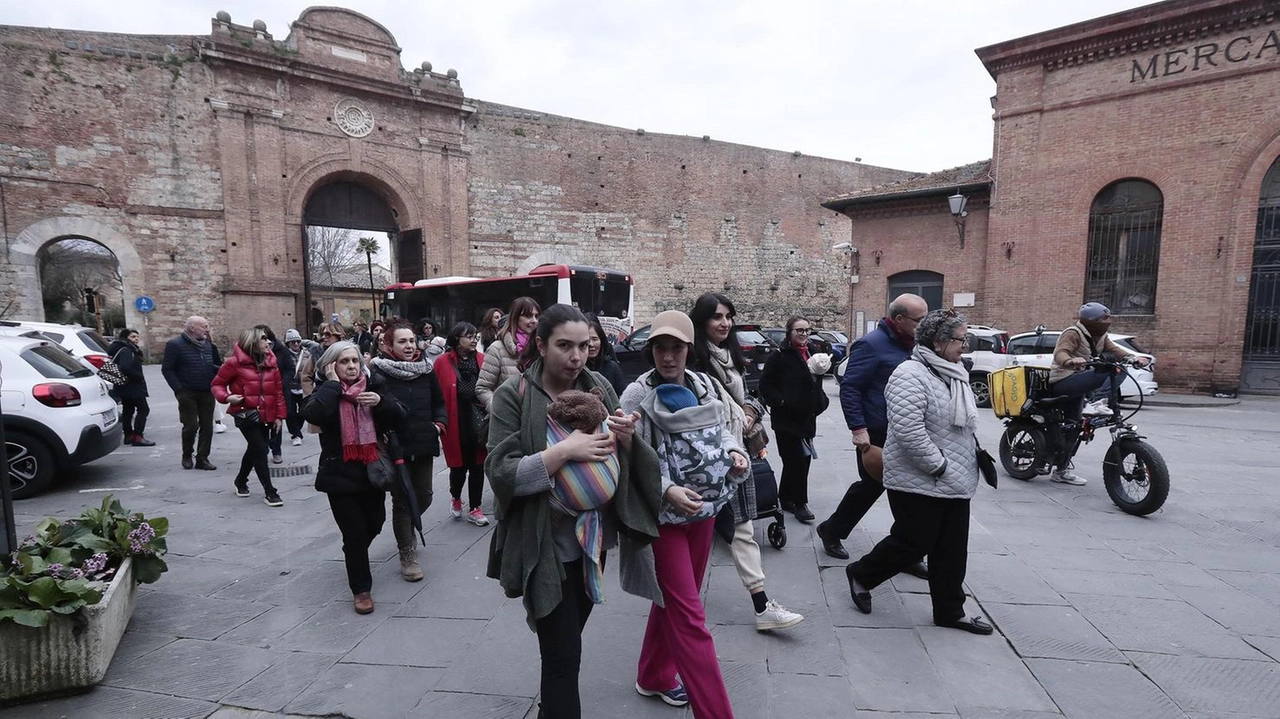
[1046,302,1149,485]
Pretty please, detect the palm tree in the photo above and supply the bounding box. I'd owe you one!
[356,235,381,318]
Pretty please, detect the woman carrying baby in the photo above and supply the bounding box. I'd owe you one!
[620,310,749,718]
[485,303,663,719]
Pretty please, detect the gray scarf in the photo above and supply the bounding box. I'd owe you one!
[370,355,432,381]
[704,342,746,407]
[913,345,977,429]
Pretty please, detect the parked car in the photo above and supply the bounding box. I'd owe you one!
[814,330,849,363]
[615,322,778,393]
[1005,328,1158,400]
[0,320,112,370]
[0,335,124,499]
[960,325,1012,408]
[763,326,835,373]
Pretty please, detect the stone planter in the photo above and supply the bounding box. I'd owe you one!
[0,557,137,703]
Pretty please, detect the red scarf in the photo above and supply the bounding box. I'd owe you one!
[884,317,916,350]
[339,376,380,463]
[793,339,811,363]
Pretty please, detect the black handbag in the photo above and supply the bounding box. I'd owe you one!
[232,408,262,428]
[472,404,490,446]
[975,435,998,489]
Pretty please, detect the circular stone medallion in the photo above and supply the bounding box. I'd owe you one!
[334,98,374,138]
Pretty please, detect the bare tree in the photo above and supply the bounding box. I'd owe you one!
[39,239,123,326]
[306,225,363,308]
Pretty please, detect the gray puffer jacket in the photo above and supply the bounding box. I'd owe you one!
[476,334,522,411]
[882,359,978,499]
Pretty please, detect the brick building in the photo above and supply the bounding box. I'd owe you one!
[0,7,910,353]
[824,0,1280,394]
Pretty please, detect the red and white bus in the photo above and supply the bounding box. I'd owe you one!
[382,265,634,339]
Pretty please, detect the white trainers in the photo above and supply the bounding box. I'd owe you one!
[1082,400,1111,416]
[1051,469,1087,485]
[291,436,303,447]
[755,599,804,631]
[467,508,490,526]
[214,421,227,434]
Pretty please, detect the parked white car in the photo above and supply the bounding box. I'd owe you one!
[0,335,124,499]
[0,320,112,370]
[961,325,1012,408]
[1005,329,1158,400]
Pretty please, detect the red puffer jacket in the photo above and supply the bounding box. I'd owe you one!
[212,345,289,423]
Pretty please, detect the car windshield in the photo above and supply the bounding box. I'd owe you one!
[824,331,848,343]
[22,344,95,378]
[78,330,110,353]
[1113,336,1146,354]
[734,330,770,346]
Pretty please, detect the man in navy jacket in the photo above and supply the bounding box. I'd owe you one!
[816,294,930,574]
[162,316,223,471]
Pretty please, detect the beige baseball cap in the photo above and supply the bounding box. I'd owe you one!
[648,310,695,343]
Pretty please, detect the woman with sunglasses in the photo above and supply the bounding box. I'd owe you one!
[844,309,992,635]
[758,316,830,523]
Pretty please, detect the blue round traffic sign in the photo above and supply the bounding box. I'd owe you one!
[134,295,155,313]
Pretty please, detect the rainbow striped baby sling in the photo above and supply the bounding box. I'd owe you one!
[546,416,620,603]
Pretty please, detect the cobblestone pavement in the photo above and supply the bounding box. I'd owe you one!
[5,366,1280,718]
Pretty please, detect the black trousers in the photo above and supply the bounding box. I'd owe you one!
[535,559,596,719]
[824,428,887,539]
[775,429,813,505]
[449,464,484,510]
[327,491,387,595]
[121,397,150,437]
[285,391,305,439]
[236,422,277,493]
[176,389,215,461]
[848,490,970,624]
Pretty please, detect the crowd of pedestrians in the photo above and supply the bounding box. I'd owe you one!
[134,289,997,719]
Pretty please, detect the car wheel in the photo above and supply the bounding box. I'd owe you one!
[6,432,56,500]
[970,374,991,408]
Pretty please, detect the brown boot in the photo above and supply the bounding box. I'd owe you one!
[398,546,424,582]
[353,591,374,614]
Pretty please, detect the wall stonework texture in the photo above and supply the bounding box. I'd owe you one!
[0,9,910,358]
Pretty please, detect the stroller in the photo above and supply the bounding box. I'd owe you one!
[752,457,787,549]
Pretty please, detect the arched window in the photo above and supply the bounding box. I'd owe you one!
[1084,180,1163,315]
[887,270,943,314]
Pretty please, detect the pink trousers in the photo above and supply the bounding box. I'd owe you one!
[637,520,735,719]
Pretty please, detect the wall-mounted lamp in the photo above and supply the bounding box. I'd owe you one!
[948,191,968,249]
[1001,241,1015,260]
[871,249,883,266]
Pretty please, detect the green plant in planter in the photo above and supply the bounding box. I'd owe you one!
[0,495,168,627]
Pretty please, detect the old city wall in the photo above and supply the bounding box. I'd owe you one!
[465,101,914,326]
[985,18,1280,391]
[0,26,227,351]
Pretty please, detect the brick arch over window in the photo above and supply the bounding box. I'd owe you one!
[9,218,145,327]
[1084,179,1163,315]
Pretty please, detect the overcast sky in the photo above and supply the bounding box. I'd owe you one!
[3,1,1152,171]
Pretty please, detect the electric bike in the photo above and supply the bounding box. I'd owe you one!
[997,358,1170,516]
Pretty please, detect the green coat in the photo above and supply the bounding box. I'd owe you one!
[485,360,663,630]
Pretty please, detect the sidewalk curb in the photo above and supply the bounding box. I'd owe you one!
[1131,396,1241,408]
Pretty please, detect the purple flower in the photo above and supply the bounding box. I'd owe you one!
[82,553,108,575]
[46,563,64,576]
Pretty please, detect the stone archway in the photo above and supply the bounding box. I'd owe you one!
[516,251,576,275]
[9,218,145,329]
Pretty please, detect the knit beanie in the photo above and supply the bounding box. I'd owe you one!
[655,383,698,412]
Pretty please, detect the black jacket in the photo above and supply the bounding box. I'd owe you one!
[588,356,627,397]
[759,343,830,439]
[107,339,148,400]
[370,365,448,460]
[270,338,296,392]
[161,334,223,393]
[301,379,405,494]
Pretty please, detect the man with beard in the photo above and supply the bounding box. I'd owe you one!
[162,316,223,471]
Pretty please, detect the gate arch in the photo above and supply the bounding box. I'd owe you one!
[1243,158,1280,393]
[9,218,145,328]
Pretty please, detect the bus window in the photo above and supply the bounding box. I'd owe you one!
[570,274,630,318]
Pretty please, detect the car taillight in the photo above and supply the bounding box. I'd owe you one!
[33,383,82,407]
[739,343,755,352]
[84,354,107,368]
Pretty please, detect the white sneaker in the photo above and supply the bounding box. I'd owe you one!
[755,599,804,631]
[467,508,490,526]
[1051,469,1087,486]
[214,421,226,434]
[291,436,303,446]
[1082,400,1111,416]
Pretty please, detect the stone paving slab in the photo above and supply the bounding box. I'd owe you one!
[1211,569,1280,608]
[434,600,541,698]
[768,672,858,718]
[16,686,219,719]
[1025,658,1186,719]
[102,637,278,702]
[282,662,444,719]
[918,626,1056,713]
[1243,635,1280,662]
[1128,651,1280,716]
[215,604,320,647]
[219,651,338,712]
[1067,594,1269,660]
[763,614,845,677]
[1140,561,1237,589]
[271,601,395,654]
[346,616,488,668]
[721,660,771,719]
[126,590,266,640]
[1165,584,1280,638]
[1007,546,1137,575]
[109,628,178,665]
[836,627,954,713]
[820,565,915,629]
[1033,567,1179,600]
[413,691,531,718]
[963,553,1069,606]
[982,603,1126,663]
[155,555,264,597]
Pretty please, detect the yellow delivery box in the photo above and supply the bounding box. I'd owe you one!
[989,365,1052,418]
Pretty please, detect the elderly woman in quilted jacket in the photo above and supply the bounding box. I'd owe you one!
[213,326,289,507]
[844,310,994,636]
